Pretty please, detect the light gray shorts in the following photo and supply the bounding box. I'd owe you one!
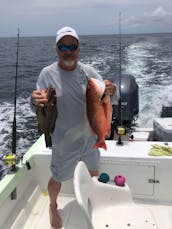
[50,136,100,182]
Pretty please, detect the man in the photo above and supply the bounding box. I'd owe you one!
[31,26,118,228]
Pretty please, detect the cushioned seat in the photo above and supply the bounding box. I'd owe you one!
[73,161,158,229]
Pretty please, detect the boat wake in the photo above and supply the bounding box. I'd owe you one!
[0,96,39,156]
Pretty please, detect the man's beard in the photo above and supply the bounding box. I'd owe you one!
[62,53,77,67]
[63,60,75,67]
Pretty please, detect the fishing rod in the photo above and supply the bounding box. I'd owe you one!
[0,29,31,201]
[0,29,20,199]
[12,28,20,155]
[1,29,31,172]
[118,12,122,127]
[116,12,126,145]
[1,29,20,170]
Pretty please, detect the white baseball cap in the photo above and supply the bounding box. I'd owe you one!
[56,26,79,44]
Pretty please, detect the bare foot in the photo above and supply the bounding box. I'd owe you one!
[49,204,62,228]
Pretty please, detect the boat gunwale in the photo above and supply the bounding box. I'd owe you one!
[0,135,44,206]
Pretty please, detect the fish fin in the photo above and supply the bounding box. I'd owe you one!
[93,141,107,151]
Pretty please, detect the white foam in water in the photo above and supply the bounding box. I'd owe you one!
[0,96,37,156]
[124,40,172,127]
[80,48,115,77]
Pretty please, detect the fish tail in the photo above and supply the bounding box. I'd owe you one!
[93,141,107,151]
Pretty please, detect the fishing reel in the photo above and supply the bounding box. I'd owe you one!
[2,154,19,168]
[0,152,31,200]
[116,126,126,145]
[1,153,31,172]
[116,126,126,136]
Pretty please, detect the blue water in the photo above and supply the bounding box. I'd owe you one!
[0,33,172,156]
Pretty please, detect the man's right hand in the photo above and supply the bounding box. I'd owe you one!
[31,90,48,108]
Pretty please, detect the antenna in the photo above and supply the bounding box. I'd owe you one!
[12,28,20,155]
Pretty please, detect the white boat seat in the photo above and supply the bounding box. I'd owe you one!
[73,161,158,229]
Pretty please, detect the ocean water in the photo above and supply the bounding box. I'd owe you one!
[0,33,172,157]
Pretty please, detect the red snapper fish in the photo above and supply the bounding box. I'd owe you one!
[86,77,112,150]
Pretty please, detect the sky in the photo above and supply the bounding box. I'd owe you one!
[0,0,172,37]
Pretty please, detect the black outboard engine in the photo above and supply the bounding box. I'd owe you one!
[161,106,172,117]
[109,74,139,139]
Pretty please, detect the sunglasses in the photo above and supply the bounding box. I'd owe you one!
[57,44,78,52]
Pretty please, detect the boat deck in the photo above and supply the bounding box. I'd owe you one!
[9,185,172,229]
[11,185,88,229]
[1,138,172,229]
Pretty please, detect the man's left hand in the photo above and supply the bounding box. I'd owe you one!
[104,80,115,96]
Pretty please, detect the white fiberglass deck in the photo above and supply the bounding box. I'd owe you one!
[12,185,88,229]
[11,183,172,229]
